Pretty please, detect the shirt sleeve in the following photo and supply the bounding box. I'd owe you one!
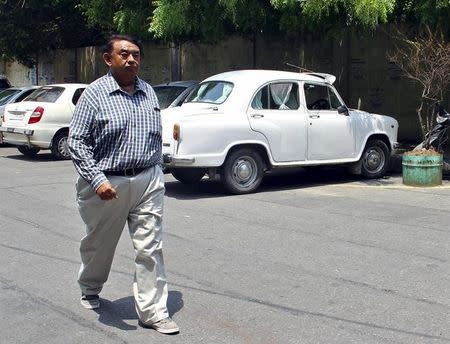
[68,88,107,191]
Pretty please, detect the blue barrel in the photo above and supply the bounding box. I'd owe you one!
[402,153,443,186]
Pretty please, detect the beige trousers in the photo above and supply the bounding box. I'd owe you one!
[76,165,169,324]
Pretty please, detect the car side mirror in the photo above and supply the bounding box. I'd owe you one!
[337,105,349,116]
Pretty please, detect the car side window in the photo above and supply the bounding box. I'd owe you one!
[328,87,343,109]
[304,83,343,111]
[72,88,85,105]
[304,83,331,110]
[251,82,299,110]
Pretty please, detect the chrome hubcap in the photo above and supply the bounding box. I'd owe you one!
[231,156,257,187]
[59,137,70,157]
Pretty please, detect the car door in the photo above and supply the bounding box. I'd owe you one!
[304,82,356,160]
[247,81,307,162]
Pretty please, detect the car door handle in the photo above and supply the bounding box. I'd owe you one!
[309,114,320,119]
[251,114,264,119]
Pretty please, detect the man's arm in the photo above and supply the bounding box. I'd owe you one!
[68,88,108,192]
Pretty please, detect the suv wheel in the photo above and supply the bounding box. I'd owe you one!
[360,139,389,178]
[222,148,263,194]
[18,146,40,158]
[51,131,70,160]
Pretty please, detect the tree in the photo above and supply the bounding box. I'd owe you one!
[0,0,101,67]
[389,26,450,138]
[80,0,155,39]
[149,0,397,41]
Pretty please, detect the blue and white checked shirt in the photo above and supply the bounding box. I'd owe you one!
[68,72,162,191]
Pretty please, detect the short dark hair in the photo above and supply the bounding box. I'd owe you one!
[102,34,144,57]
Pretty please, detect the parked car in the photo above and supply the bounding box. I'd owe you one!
[0,83,87,159]
[153,80,198,109]
[0,86,40,144]
[162,69,399,194]
[0,75,11,91]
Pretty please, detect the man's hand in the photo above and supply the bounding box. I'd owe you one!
[96,181,118,200]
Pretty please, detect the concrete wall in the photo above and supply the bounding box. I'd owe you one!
[181,36,254,81]
[1,29,448,142]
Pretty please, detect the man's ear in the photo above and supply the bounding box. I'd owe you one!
[103,52,112,67]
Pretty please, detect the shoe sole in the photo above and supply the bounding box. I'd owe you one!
[138,320,179,334]
[80,300,100,309]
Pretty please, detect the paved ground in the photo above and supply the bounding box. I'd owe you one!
[1,146,449,344]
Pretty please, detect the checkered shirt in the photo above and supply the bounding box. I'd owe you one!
[68,72,162,191]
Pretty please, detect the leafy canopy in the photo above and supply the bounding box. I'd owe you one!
[0,0,101,67]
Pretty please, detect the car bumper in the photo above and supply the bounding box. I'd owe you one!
[0,126,52,148]
[163,153,195,165]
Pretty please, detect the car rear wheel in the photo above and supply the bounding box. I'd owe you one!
[360,139,389,178]
[51,131,71,160]
[171,168,206,184]
[18,146,40,158]
[222,148,263,194]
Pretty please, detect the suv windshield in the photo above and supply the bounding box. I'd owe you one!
[25,86,64,103]
[186,81,233,104]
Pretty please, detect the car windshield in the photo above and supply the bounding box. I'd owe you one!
[186,81,233,104]
[25,86,64,103]
[154,86,186,109]
[0,89,20,105]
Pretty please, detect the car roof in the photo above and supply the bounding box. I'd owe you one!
[154,80,198,88]
[7,86,40,91]
[203,69,335,85]
[41,83,88,88]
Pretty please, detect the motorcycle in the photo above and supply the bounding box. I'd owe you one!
[415,103,450,173]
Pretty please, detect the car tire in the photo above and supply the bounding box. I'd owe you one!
[171,168,206,184]
[51,131,71,160]
[17,146,40,158]
[360,139,389,178]
[222,148,264,194]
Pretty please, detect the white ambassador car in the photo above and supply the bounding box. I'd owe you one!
[162,70,399,194]
[0,83,87,159]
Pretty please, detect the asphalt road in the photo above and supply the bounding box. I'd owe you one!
[1,146,449,344]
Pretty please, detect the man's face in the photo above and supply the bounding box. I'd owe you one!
[103,40,141,78]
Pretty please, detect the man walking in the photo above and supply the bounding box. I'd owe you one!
[68,34,179,335]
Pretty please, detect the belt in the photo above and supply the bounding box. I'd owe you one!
[104,167,148,177]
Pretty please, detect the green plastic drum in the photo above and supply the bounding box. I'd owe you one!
[402,153,443,186]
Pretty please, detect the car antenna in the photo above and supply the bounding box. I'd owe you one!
[284,62,313,73]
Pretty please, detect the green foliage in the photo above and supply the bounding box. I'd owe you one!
[150,0,273,42]
[80,0,154,38]
[272,0,395,32]
[0,0,100,67]
[392,0,450,34]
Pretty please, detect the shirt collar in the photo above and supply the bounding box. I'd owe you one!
[105,71,147,96]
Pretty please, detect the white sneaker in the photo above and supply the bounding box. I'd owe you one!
[141,317,179,334]
[80,294,100,309]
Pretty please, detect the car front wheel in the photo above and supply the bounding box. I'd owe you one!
[360,139,389,178]
[18,146,40,158]
[51,131,71,160]
[222,148,264,194]
[171,168,206,184]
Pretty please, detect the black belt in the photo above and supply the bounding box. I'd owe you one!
[104,167,148,177]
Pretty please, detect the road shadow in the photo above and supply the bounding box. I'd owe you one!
[95,290,184,330]
[165,166,403,200]
[3,151,58,162]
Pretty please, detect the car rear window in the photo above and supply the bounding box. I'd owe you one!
[186,81,233,104]
[154,86,186,109]
[25,86,64,103]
